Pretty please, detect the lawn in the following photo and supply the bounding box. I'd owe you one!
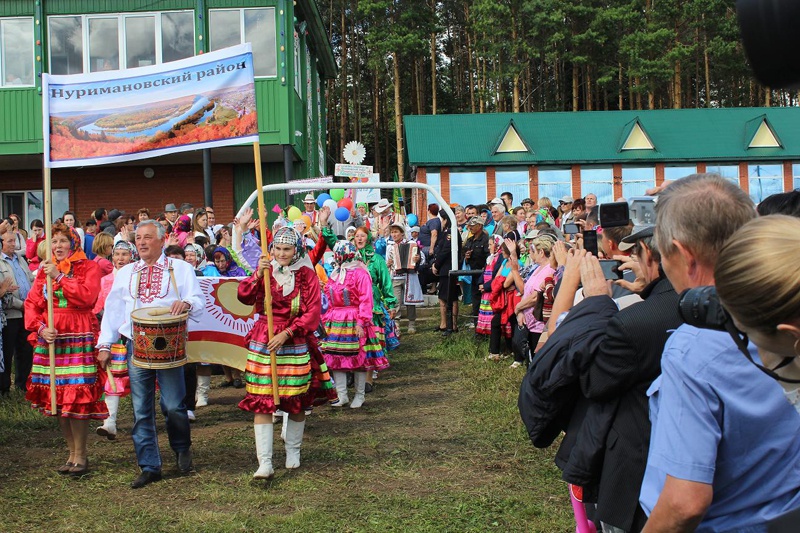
[0,327,573,533]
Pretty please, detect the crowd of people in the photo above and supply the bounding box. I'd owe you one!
[3,180,800,530]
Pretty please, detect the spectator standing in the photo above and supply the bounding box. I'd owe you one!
[26,219,45,272]
[0,231,35,392]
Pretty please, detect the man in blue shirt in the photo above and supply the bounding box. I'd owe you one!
[640,174,800,532]
[0,231,34,393]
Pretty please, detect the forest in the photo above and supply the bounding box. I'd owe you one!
[319,0,788,181]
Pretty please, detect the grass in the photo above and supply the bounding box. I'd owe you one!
[0,325,573,532]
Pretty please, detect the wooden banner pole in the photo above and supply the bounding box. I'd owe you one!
[252,142,280,406]
[42,166,57,413]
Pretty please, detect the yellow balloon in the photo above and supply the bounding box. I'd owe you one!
[287,206,302,221]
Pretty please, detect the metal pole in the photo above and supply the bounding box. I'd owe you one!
[202,149,212,208]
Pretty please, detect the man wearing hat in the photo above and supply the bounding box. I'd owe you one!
[557,196,575,229]
[164,204,179,225]
[519,222,681,532]
[463,216,489,327]
[302,193,318,226]
[385,220,423,334]
[374,198,404,238]
[521,198,536,214]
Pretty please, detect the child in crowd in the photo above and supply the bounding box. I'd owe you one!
[476,235,503,336]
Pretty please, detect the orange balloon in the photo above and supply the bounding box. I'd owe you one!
[299,215,312,228]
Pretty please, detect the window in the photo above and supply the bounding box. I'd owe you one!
[622,167,655,199]
[793,164,800,191]
[450,170,487,208]
[424,170,440,207]
[748,164,784,204]
[294,31,302,95]
[580,167,613,204]
[663,166,697,181]
[48,12,194,74]
[495,168,529,207]
[1,17,35,86]
[2,190,70,231]
[705,164,740,186]
[210,8,276,77]
[537,168,572,204]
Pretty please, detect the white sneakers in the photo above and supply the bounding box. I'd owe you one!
[253,424,274,479]
[509,361,523,369]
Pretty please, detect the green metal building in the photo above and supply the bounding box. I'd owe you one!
[0,0,335,226]
[404,108,800,218]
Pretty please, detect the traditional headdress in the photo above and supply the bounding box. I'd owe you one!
[113,240,139,261]
[331,240,365,284]
[54,224,87,274]
[271,226,311,295]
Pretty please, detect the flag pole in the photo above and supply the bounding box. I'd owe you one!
[42,165,57,414]
[253,141,280,406]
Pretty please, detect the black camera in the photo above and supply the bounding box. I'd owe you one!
[738,0,800,89]
[678,286,732,331]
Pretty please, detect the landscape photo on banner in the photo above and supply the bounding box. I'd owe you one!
[43,43,258,168]
[187,277,257,371]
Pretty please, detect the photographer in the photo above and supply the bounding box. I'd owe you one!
[640,174,800,532]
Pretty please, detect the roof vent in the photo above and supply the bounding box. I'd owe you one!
[748,119,781,148]
[495,121,530,154]
[621,121,654,151]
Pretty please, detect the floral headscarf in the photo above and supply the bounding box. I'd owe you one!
[213,246,247,277]
[113,240,138,262]
[271,226,312,295]
[55,225,87,275]
[331,240,365,284]
[175,215,192,233]
[184,243,206,269]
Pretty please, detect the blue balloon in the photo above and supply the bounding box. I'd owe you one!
[407,213,418,227]
[316,193,331,208]
[334,207,350,222]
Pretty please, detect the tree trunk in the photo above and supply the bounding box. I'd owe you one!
[572,63,579,111]
[393,52,404,182]
[585,65,593,111]
[431,32,437,115]
[673,58,682,109]
[618,62,624,110]
[373,70,381,174]
[467,32,475,114]
[765,86,771,107]
[339,4,348,156]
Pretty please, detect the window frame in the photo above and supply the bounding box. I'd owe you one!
[449,169,487,208]
[209,7,277,79]
[0,17,36,88]
[495,167,530,207]
[537,167,572,203]
[663,165,697,181]
[580,167,614,204]
[705,164,741,186]
[747,163,784,204]
[47,10,195,75]
[621,166,656,199]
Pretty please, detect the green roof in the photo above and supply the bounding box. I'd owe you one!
[404,108,800,167]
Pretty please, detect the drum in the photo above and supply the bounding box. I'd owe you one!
[131,307,189,369]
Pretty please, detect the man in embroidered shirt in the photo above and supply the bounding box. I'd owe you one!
[97,220,203,489]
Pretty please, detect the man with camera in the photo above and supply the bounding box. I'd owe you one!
[640,174,800,531]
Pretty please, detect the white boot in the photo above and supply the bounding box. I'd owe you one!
[97,395,119,440]
[284,419,305,469]
[195,375,211,408]
[280,412,288,442]
[253,424,274,479]
[350,371,367,409]
[331,371,349,407]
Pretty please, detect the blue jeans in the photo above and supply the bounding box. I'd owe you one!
[128,354,191,473]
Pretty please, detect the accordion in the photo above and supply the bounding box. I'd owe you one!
[396,242,418,274]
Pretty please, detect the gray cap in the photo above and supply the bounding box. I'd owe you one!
[165,203,178,212]
[619,224,655,251]
[466,216,484,226]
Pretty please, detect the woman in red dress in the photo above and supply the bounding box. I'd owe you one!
[24,224,106,476]
[237,226,335,479]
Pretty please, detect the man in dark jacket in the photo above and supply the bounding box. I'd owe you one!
[462,216,489,326]
[519,225,683,533]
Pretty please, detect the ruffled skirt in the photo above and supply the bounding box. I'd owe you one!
[103,342,131,397]
[475,294,494,335]
[320,307,389,372]
[239,318,335,415]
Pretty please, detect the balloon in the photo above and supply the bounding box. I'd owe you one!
[299,215,312,228]
[330,188,345,201]
[337,198,353,211]
[323,199,338,212]
[287,206,302,221]
[316,193,331,208]
[334,207,350,222]
[407,214,418,226]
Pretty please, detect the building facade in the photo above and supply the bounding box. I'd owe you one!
[404,108,800,221]
[0,0,335,227]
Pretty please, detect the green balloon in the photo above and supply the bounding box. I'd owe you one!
[330,188,346,201]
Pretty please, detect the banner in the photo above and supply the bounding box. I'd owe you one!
[43,43,258,168]
[352,173,382,204]
[187,277,257,371]
[288,176,334,195]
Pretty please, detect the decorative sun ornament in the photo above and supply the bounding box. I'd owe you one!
[343,141,366,165]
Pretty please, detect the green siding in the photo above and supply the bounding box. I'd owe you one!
[0,1,33,16]
[255,79,285,135]
[208,0,278,7]
[0,89,41,148]
[233,162,287,224]
[46,1,193,15]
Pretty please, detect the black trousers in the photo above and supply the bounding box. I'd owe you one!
[489,312,516,355]
[1,318,33,392]
[512,323,542,365]
[470,274,482,324]
[183,362,197,410]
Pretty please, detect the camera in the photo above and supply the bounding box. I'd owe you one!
[598,202,630,228]
[678,286,732,331]
[738,0,800,89]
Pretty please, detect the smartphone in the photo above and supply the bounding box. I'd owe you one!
[599,259,624,280]
[564,223,580,234]
[583,230,598,256]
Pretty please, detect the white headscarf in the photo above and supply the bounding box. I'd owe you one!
[271,227,312,295]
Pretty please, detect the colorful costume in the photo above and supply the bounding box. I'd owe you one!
[475,252,498,336]
[238,230,335,416]
[24,240,107,419]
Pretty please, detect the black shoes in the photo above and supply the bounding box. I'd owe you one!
[176,449,194,474]
[131,471,162,489]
